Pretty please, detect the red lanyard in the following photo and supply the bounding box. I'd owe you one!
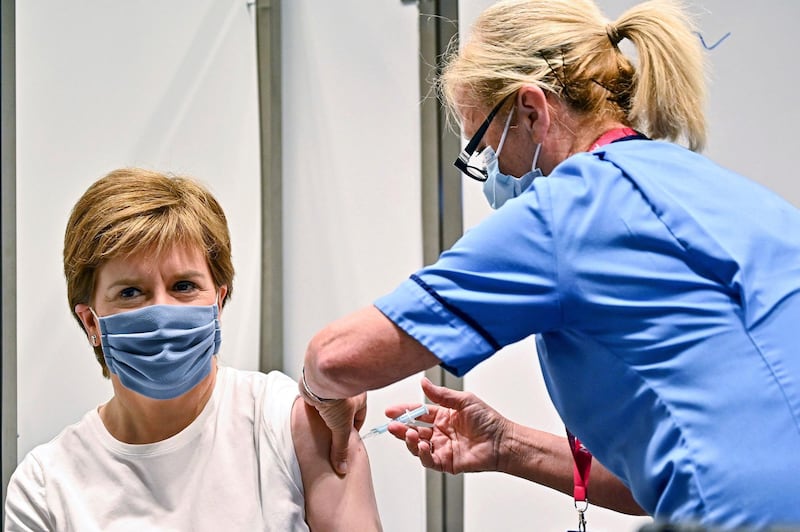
[565,127,632,505]
[563,128,637,531]
[567,430,592,531]
[567,430,593,502]
[563,128,634,531]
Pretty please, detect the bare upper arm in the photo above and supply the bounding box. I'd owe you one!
[291,396,383,531]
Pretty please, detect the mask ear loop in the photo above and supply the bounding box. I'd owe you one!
[531,143,542,172]
[88,307,101,346]
[495,106,515,157]
[87,308,109,371]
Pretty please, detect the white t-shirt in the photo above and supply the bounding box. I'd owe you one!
[4,366,308,531]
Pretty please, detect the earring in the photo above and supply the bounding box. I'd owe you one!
[90,334,98,346]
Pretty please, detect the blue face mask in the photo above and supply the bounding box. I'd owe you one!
[482,107,543,209]
[92,302,221,400]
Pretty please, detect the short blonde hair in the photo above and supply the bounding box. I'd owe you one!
[439,0,707,151]
[63,168,234,376]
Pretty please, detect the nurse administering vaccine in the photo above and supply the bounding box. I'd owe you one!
[299,0,800,530]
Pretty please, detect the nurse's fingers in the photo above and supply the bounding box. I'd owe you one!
[409,424,434,441]
[385,403,437,425]
[402,427,422,457]
[417,438,440,471]
[387,420,434,441]
[387,421,413,441]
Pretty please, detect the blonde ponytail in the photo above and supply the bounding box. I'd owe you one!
[439,0,707,151]
[615,0,707,150]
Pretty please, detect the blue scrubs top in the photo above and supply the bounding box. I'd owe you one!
[375,140,800,529]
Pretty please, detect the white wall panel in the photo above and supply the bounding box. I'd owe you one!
[280,2,426,530]
[16,0,261,458]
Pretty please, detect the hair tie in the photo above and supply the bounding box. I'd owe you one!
[606,23,622,48]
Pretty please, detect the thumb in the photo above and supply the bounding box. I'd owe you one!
[330,426,351,475]
[420,377,470,410]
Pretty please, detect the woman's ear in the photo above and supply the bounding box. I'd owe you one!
[74,303,98,345]
[516,84,550,143]
[217,285,229,319]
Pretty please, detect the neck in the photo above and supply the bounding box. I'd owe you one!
[571,119,630,154]
[100,361,218,444]
[540,111,629,174]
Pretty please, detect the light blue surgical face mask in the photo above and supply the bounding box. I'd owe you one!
[92,301,221,400]
[482,107,543,209]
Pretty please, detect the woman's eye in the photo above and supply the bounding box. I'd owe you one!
[119,287,141,299]
[174,280,198,293]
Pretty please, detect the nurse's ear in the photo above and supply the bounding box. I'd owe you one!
[516,84,551,144]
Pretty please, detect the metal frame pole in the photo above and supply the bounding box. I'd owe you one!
[254,0,284,373]
[259,0,464,527]
[415,1,463,530]
[1,0,18,524]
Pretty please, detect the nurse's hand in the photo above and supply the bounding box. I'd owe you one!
[385,377,510,475]
[299,386,367,476]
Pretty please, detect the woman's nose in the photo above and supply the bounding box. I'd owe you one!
[150,288,172,306]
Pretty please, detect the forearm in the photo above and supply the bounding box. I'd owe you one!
[498,423,646,516]
[304,305,440,399]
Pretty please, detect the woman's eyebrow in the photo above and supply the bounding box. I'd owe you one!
[170,270,206,279]
[105,277,143,289]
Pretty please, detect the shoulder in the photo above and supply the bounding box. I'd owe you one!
[553,139,703,185]
[5,452,51,530]
[539,140,709,225]
[261,370,301,426]
[596,138,700,162]
[13,409,99,472]
[216,367,305,496]
[213,366,299,450]
[216,365,298,408]
[5,410,98,529]
[7,449,47,492]
[220,365,300,444]
[588,139,722,186]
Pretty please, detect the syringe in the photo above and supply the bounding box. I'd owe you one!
[361,404,432,440]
